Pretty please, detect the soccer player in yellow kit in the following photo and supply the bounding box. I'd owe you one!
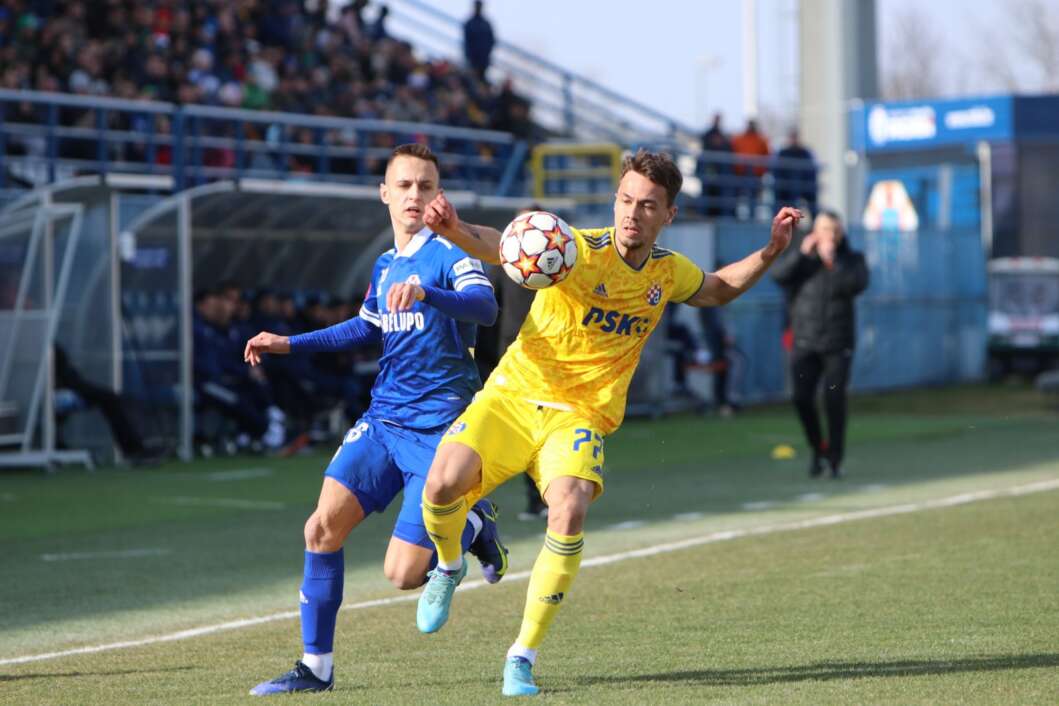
[418,149,801,697]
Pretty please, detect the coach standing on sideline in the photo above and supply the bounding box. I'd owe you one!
[771,209,869,478]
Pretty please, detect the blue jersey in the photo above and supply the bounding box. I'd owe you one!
[358,229,493,429]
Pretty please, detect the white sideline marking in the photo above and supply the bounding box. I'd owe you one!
[607,520,647,530]
[4,477,1058,667]
[673,512,704,521]
[796,492,826,502]
[153,496,286,511]
[40,548,171,562]
[206,468,274,482]
[742,500,778,511]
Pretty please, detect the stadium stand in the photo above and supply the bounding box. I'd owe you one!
[0,1,529,136]
[0,2,991,469]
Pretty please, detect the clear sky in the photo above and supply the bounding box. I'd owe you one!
[387,0,1043,136]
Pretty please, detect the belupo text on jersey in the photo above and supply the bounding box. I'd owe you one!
[581,306,651,336]
[380,309,426,333]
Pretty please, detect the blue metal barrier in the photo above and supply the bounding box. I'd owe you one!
[0,89,529,196]
[713,225,987,401]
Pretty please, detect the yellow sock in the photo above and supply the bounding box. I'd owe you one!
[515,530,584,649]
[422,497,467,568]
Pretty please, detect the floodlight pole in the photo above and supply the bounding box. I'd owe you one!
[178,194,193,461]
[742,0,758,119]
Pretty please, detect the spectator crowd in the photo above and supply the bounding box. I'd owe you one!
[0,1,535,176]
[696,113,818,220]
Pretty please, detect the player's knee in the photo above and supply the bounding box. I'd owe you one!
[424,471,457,503]
[303,512,343,552]
[424,446,479,503]
[545,488,591,535]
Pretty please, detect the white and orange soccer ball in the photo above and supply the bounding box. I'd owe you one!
[498,211,577,290]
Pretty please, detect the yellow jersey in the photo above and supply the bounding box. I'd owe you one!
[486,226,705,434]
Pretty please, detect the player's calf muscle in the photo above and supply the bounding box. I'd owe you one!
[383,559,429,589]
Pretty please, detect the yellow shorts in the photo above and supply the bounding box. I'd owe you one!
[439,389,606,504]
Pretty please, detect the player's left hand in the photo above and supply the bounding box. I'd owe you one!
[764,206,802,259]
[386,282,425,312]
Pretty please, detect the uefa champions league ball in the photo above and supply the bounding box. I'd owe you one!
[498,211,577,290]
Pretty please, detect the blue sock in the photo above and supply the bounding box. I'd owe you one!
[300,549,344,654]
[427,516,479,571]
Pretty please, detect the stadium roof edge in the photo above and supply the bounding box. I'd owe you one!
[0,173,175,216]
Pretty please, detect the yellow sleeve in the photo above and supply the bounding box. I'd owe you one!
[670,252,706,303]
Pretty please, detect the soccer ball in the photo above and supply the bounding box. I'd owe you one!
[498,211,577,290]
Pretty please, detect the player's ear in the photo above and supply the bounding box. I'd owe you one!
[379,182,390,205]
[665,204,677,225]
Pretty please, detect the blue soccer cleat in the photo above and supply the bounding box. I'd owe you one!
[470,499,509,584]
[416,562,467,633]
[249,661,334,696]
[502,656,540,697]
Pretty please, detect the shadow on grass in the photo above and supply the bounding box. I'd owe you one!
[0,665,195,682]
[578,652,1059,687]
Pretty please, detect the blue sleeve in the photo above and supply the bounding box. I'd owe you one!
[446,253,493,293]
[289,316,381,353]
[421,284,498,327]
[358,256,385,328]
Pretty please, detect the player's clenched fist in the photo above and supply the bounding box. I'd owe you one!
[244,331,290,366]
[386,282,425,312]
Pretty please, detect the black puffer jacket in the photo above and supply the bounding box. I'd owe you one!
[771,237,869,353]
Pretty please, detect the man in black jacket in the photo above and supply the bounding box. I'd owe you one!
[771,210,868,478]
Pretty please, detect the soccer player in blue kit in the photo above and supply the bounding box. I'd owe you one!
[244,144,509,695]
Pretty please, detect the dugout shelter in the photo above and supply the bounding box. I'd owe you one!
[0,176,564,468]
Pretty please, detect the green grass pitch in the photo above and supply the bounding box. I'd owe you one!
[1,383,1057,704]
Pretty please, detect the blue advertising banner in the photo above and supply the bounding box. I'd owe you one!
[851,96,1014,153]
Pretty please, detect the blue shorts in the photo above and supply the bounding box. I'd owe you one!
[323,414,446,549]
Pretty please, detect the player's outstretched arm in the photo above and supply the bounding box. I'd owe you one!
[246,318,383,365]
[424,190,503,265]
[686,206,802,307]
[244,331,290,366]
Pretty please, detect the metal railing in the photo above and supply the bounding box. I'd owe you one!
[683,147,824,220]
[385,0,699,144]
[0,89,529,195]
[529,138,825,219]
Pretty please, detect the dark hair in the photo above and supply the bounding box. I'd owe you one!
[620,149,683,206]
[386,143,439,173]
[193,288,216,305]
[817,208,845,233]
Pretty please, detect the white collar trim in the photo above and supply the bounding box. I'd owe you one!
[394,228,432,258]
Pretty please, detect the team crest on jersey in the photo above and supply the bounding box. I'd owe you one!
[446,421,466,436]
[406,274,421,285]
[645,283,663,306]
[593,282,608,298]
